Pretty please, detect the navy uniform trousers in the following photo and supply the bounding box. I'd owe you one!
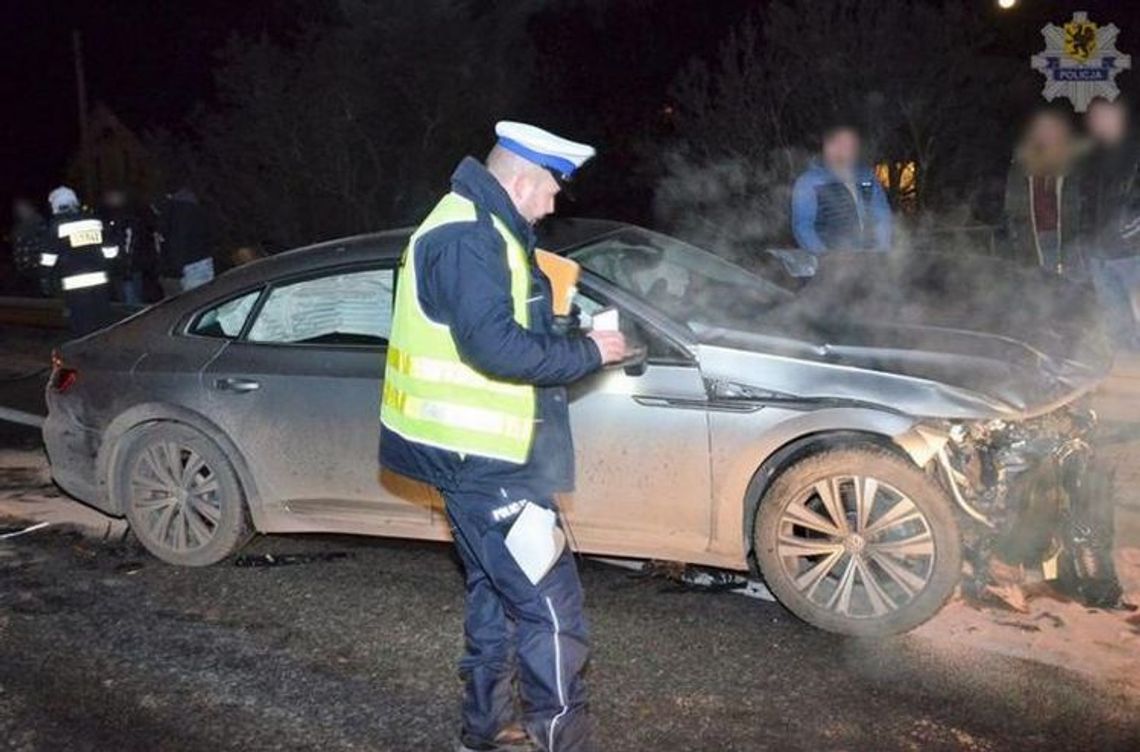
[444,487,594,752]
[64,285,112,336]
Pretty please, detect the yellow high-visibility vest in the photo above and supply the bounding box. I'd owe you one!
[380,192,536,463]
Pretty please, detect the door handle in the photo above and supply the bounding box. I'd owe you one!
[213,377,261,393]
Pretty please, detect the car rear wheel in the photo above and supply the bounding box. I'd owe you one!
[115,423,252,566]
[753,446,961,637]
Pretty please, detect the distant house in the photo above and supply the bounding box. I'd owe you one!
[67,104,163,203]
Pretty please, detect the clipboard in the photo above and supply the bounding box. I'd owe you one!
[535,249,580,316]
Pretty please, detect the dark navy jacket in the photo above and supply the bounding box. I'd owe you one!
[791,161,892,254]
[379,157,602,496]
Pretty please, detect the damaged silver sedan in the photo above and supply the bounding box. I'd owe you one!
[42,220,1116,637]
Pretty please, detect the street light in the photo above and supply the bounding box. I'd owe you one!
[998,0,1017,9]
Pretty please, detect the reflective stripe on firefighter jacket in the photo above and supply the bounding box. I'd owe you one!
[380,192,536,464]
[61,271,109,290]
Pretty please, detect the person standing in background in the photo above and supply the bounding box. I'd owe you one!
[156,187,215,296]
[98,189,152,306]
[41,186,112,335]
[8,197,47,296]
[1078,97,1140,350]
[229,244,267,267]
[1003,108,1085,275]
[791,123,892,254]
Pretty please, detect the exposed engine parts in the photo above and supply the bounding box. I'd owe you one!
[939,404,1122,608]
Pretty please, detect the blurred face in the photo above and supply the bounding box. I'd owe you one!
[507,168,561,224]
[822,128,861,173]
[1027,113,1072,152]
[13,199,35,221]
[1086,101,1128,146]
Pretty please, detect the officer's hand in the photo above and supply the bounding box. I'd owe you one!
[587,330,627,365]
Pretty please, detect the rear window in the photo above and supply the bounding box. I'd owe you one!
[188,290,261,339]
[245,268,394,346]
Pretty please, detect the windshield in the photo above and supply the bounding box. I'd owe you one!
[567,228,793,331]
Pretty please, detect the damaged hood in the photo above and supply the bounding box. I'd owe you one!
[696,252,1112,419]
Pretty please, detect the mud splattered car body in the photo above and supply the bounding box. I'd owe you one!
[43,221,1113,636]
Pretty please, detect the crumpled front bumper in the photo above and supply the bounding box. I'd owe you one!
[940,403,1121,605]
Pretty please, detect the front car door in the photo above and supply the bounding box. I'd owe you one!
[558,226,800,568]
[561,279,715,562]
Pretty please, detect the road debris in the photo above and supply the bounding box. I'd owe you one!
[917,545,1140,693]
[234,551,354,568]
[0,521,49,539]
[983,583,1030,613]
[113,560,146,576]
[603,558,776,602]
[1034,611,1066,629]
[993,620,1042,633]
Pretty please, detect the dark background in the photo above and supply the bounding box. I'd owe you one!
[5,0,1140,252]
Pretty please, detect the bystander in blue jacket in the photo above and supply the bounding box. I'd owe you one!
[791,125,892,254]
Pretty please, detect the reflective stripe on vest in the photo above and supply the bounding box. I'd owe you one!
[380,192,536,464]
[61,271,109,290]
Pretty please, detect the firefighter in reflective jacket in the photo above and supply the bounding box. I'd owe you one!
[380,122,626,752]
[41,186,114,335]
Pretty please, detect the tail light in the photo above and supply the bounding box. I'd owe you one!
[50,350,78,393]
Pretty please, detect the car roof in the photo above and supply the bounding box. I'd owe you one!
[212,228,411,289]
[213,217,635,291]
[536,218,629,251]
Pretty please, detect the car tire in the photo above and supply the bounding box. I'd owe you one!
[753,446,961,637]
[114,422,252,566]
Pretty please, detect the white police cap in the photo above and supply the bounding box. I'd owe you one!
[494,121,596,180]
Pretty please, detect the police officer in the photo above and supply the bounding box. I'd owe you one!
[379,122,626,752]
[41,186,113,335]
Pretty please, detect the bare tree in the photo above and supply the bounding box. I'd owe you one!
[661,0,1023,251]
[157,0,536,251]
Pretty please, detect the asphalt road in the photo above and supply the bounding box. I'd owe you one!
[2,527,1140,752]
[2,325,1140,751]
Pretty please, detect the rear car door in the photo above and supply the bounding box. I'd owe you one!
[200,262,437,530]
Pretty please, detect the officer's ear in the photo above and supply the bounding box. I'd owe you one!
[500,172,526,205]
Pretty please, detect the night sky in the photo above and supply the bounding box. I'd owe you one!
[1,0,318,205]
[6,0,1140,215]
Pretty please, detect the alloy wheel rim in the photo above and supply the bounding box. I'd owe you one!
[129,441,222,552]
[775,475,935,619]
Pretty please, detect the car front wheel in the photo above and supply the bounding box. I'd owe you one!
[753,446,961,637]
[114,422,252,566]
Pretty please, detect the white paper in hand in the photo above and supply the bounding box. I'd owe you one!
[592,307,620,332]
[504,502,566,585]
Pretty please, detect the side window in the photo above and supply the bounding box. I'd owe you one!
[246,268,394,346]
[573,288,689,362]
[189,290,260,339]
